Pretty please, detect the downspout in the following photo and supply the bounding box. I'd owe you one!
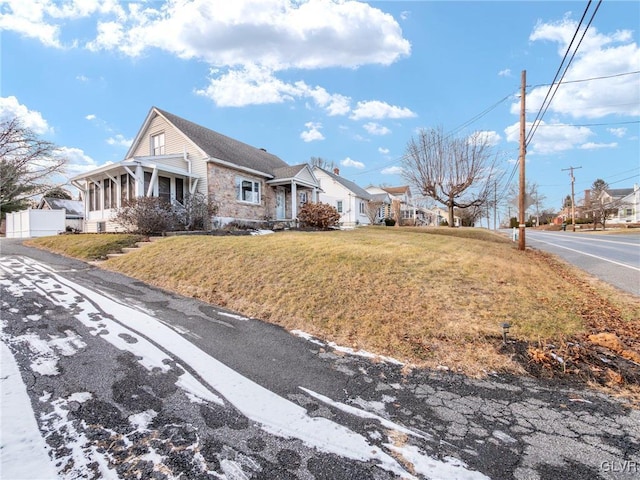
[184,148,192,194]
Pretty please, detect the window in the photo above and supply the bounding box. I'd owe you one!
[89,183,98,211]
[337,200,343,213]
[300,191,308,204]
[359,201,365,214]
[144,172,152,196]
[103,178,116,209]
[235,177,260,204]
[120,174,128,204]
[159,176,171,202]
[176,178,184,204]
[151,133,165,156]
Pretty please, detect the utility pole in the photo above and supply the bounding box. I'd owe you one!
[493,179,497,230]
[518,70,526,250]
[561,166,582,232]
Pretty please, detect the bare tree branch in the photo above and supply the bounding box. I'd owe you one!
[0,117,67,216]
[402,127,501,227]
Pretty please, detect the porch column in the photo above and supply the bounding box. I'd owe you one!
[291,181,297,218]
[135,163,144,198]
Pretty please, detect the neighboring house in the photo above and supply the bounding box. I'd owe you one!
[413,205,461,227]
[601,185,640,224]
[313,167,373,227]
[37,197,84,232]
[366,185,415,225]
[70,107,320,232]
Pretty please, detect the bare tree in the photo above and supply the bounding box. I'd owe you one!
[506,181,545,226]
[402,127,499,227]
[309,156,336,171]
[1,117,67,217]
[391,198,402,227]
[365,199,385,224]
[587,179,619,230]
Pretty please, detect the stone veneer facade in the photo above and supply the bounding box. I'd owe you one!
[208,164,277,225]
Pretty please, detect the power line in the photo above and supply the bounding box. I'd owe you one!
[534,120,640,128]
[530,70,640,88]
[526,0,603,148]
[349,90,517,178]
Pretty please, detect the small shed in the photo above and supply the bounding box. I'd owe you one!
[38,197,84,232]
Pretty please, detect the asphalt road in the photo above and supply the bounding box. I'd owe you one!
[1,239,640,480]
[523,230,640,296]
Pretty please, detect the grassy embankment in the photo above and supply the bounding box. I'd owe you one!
[27,228,640,382]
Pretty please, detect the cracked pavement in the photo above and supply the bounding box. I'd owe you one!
[1,239,639,479]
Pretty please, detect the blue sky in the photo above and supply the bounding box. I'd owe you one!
[1,0,638,215]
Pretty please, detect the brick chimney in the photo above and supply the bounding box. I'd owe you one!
[333,167,340,175]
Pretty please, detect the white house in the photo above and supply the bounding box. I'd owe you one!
[604,184,640,225]
[366,185,415,225]
[313,167,373,227]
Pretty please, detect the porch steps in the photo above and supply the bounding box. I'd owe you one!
[99,237,161,262]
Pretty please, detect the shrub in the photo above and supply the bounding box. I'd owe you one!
[384,217,396,226]
[174,192,217,231]
[298,202,340,229]
[114,197,178,235]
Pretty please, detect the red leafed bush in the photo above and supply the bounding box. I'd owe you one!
[298,202,340,229]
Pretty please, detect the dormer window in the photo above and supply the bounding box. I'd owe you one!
[151,133,165,155]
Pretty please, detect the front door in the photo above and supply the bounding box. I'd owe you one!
[276,188,286,219]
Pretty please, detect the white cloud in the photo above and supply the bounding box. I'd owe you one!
[378,147,390,154]
[607,127,627,138]
[341,157,365,169]
[350,100,416,120]
[504,121,593,155]
[579,142,617,150]
[381,166,403,175]
[82,0,410,70]
[196,65,352,115]
[76,75,89,82]
[400,11,410,21]
[85,114,97,121]
[57,146,100,176]
[472,130,501,147]
[512,18,640,119]
[498,68,511,77]
[0,96,51,134]
[106,134,132,148]
[0,0,125,49]
[300,122,325,142]
[363,122,391,136]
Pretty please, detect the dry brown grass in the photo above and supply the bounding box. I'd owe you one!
[25,233,143,260]
[59,227,634,376]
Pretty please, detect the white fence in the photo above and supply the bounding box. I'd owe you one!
[5,209,66,238]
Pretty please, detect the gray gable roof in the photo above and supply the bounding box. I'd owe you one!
[155,108,289,177]
[317,167,372,200]
[606,188,634,199]
[272,164,307,180]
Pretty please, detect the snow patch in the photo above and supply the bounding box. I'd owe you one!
[0,341,58,480]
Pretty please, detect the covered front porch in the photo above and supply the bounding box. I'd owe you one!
[70,155,201,232]
[268,165,321,226]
